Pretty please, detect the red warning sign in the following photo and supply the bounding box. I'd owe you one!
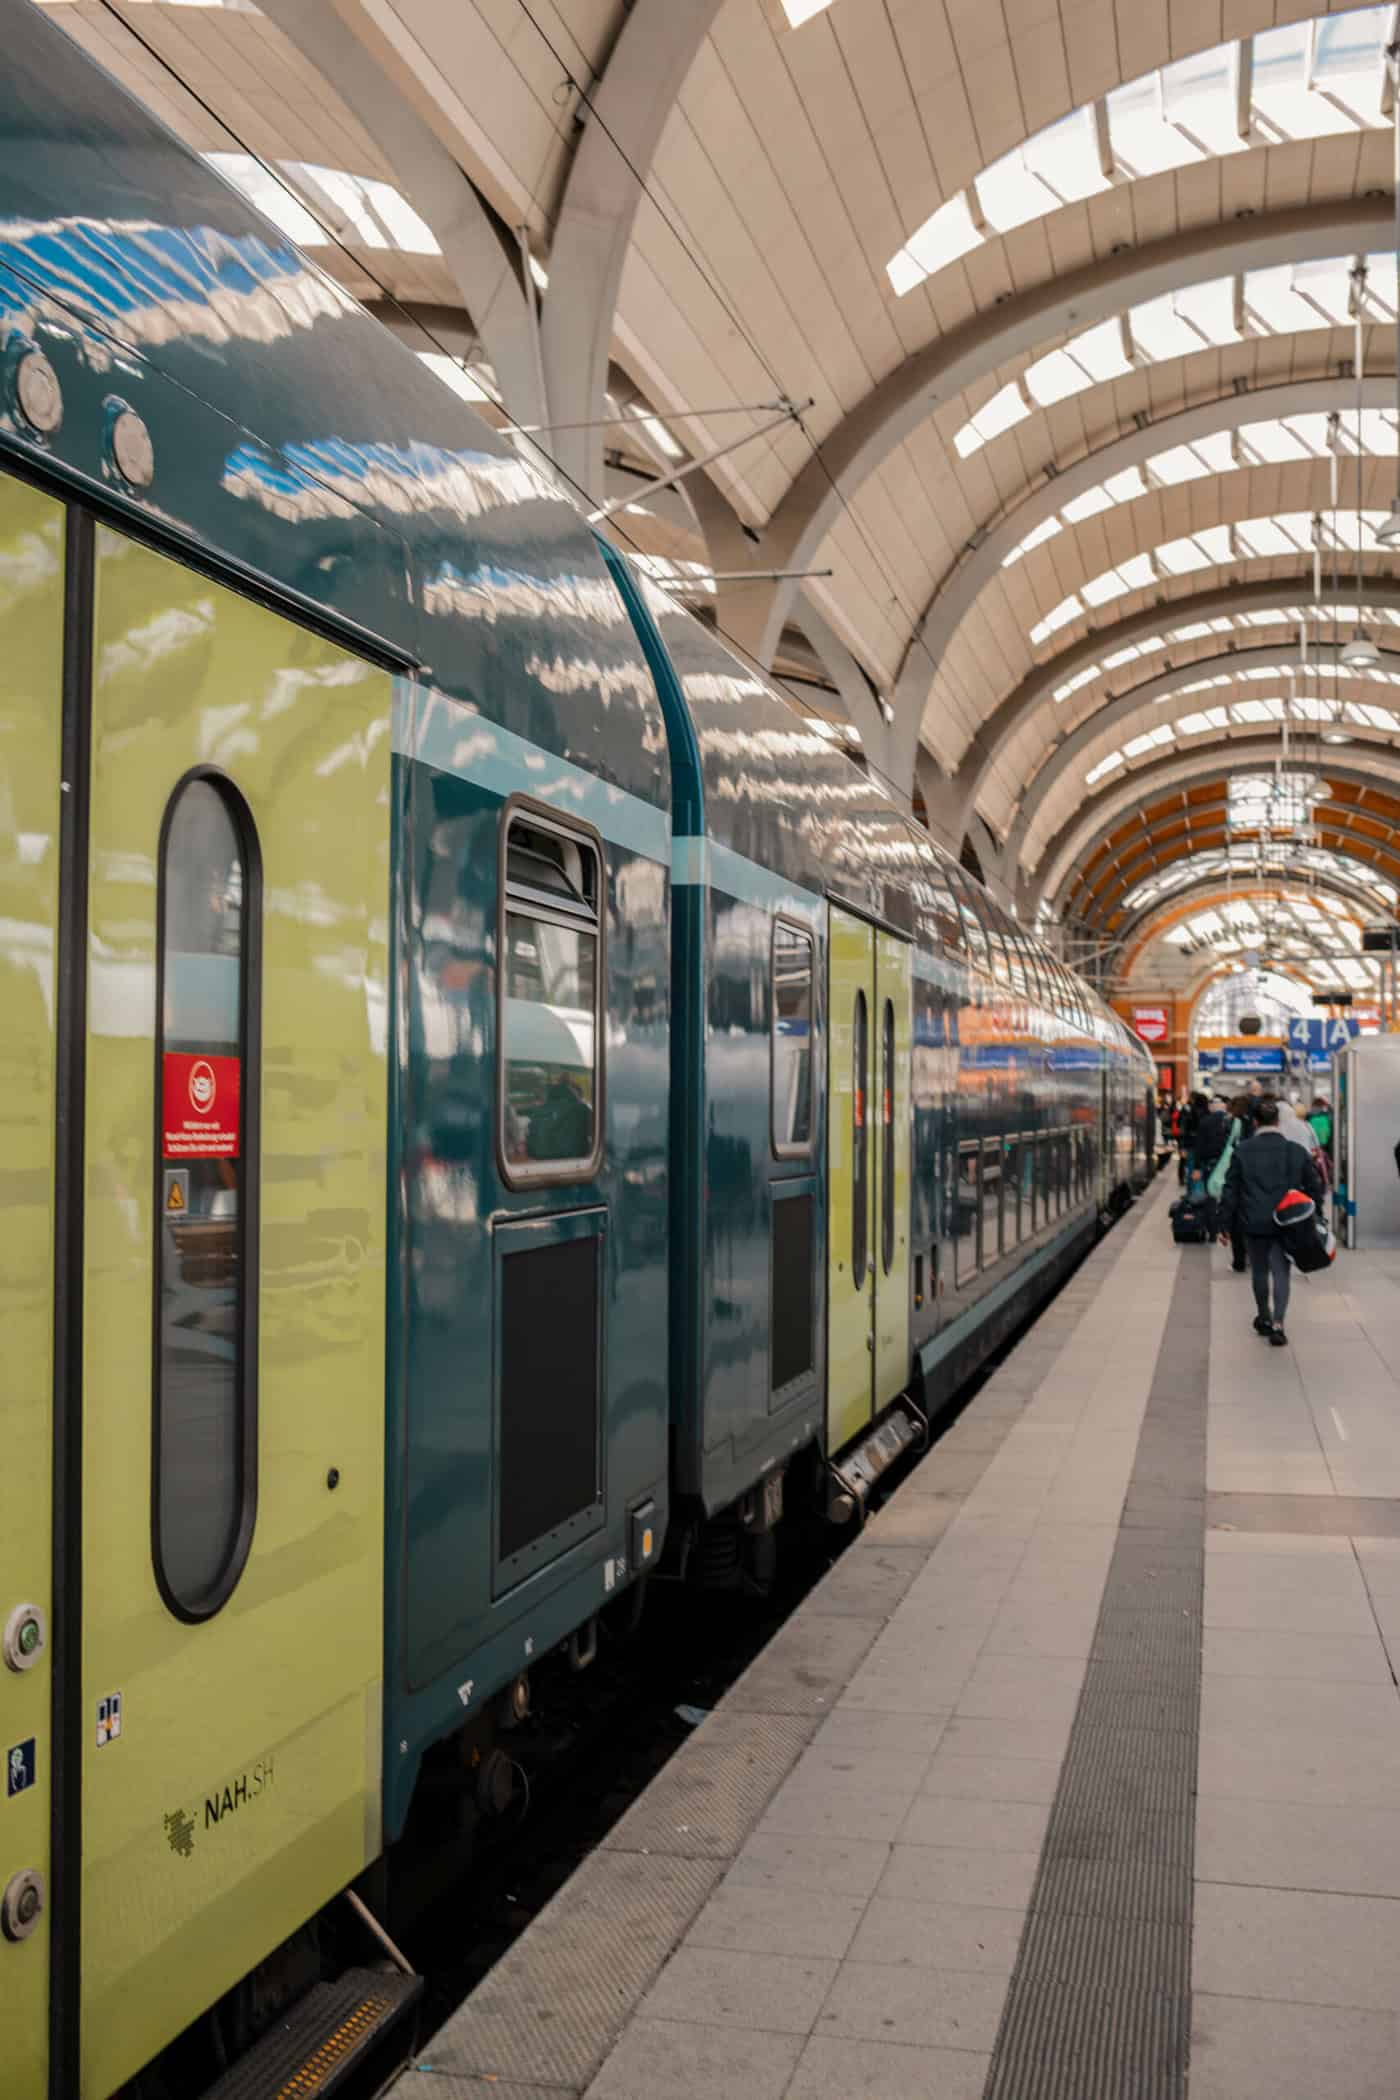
[162,1053,240,1159]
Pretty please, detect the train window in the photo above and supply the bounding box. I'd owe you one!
[852,988,869,1285]
[772,920,815,1156]
[955,1141,980,1285]
[154,773,260,1621]
[499,809,603,1185]
[1004,1137,1023,1251]
[881,997,895,1272]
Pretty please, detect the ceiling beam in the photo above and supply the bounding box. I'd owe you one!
[540,1,725,505]
[257,0,546,426]
[1033,742,1400,914]
[1009,643,1400,874]
[1114,873,1384,975]
[892,375,1395,735]
[710,196,1390,673]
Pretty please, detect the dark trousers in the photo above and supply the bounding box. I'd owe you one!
[1229,1221,1247,1270]
[1247,1234,1291,1326]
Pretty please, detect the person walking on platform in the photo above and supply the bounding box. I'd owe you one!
[1211,1095,1252,1273]
[1178,1090,1207,1185]
[1217,1097,1323,1347]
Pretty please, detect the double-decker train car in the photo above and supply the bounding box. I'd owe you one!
[0,7,1154,2095]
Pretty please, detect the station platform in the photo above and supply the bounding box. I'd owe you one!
[396,1178,1400,2100]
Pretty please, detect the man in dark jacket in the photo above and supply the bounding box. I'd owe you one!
[1217,1097,1324,1346]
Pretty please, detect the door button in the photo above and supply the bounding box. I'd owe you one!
[3,1605,45,1674]
[2,1869,44,1942]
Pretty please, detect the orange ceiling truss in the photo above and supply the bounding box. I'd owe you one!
[1060,778,1400,931]
[1116,881,1369,983]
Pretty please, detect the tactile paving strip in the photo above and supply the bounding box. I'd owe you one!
[982,1250,1209,2100]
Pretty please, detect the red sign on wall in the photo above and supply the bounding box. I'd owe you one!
[162,1053,240,1159]
[1131,1006,1169,1045]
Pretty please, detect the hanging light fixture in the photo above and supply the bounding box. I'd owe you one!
[1341,262,1381,666]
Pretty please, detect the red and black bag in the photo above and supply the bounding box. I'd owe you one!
[1273,1188,1335,1274]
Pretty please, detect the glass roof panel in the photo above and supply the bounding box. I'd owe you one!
[1061,485,1115,525]
[956,382,1029,457]
[889,10,1391,297]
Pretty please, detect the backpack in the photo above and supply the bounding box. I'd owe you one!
[1170,1197,1210,1245]
[1273,1187,1335,1274]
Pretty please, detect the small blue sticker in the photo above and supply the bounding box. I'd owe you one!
[6,1739,35,1798]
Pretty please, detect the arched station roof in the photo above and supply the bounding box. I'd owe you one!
[39,0,1400,882]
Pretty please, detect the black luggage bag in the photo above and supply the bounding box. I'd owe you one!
[1169,1197,1210,1245]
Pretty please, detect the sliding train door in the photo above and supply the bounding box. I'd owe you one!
[0,472,65,2100]
[826,908,876,1452]
[0,494,396,2099]
[874,931,912,1412]
[73,525,394,2096]
[826,907,912,1456]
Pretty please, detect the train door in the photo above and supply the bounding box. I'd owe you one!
[826,908,875,1452]
[0,472,65,2100]
[874,933,912,1412]
[825,909,911,1454]
[5,503,396,2100]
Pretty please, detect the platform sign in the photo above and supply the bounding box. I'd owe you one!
[1220,1045,1286,1073]
[1287,1017,1360,1055]
[162,1052,240,1158]
[1131,1006,1169,1044]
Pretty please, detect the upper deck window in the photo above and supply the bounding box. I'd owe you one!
[499,811,603,1185]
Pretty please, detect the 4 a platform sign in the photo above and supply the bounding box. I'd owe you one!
[162,1052,240,1159]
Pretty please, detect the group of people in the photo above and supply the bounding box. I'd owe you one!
[1175,1084,1332,1347]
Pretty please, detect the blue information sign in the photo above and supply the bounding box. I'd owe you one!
[1220,1045,1286,1073]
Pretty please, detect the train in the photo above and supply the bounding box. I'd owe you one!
[0,6,1155,2094]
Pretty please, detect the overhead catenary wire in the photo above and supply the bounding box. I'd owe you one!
[79,0,945,816]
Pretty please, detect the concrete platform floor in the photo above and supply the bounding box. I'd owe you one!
[395,1179,1400,2100]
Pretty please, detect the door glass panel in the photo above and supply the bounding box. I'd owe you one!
[982,1140,1002,1262]
[1004,1137,1023,1249]
[155,775,257,1617]
[852,988,868,1284]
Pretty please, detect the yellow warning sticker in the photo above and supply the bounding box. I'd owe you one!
[164,1169,189,1215]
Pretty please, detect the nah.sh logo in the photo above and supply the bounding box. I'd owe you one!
[188,1060,217,1114]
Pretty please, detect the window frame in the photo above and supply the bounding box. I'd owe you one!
[770,914,817,1161]
[496,795,607,1192]
[150,764,262,1625]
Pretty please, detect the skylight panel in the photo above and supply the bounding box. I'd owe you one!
[1024,348,1093,408]
[1311,8,1390,120]
[889,192,983,295]
[1148,443,1214,487]
[1170,621,1215,642]
[1238,418,1315,465]
[1081,569,1129,609]
[1054,667,1100,702]
[1061,486,1115,525]
[1240,608,1292,626]
[1030,597,1082,646]
[1124,724,1175,757]
[1165,42,1247,154]
[1103,465,1150,506]
[955,381,1029,457]
[1085,752,1125,785]
[361,177,440,255]
[1288,694,1332,719]
[1003,516,1062,566]
[1024,105,1112,205]
[1195,525,1236,566]
[1178,708,1231,734]
[1230,698,1285,722]
[1131,293,1207,362]
[1174,275,1240,347]
[1068,317,1134,384]
[1252,18,1357,139]
[1346,701,1397,729]
[1156,536,1214,576]
[1106,72,1206,177]
[1235,518,1301,558]
[976,149,1064,236]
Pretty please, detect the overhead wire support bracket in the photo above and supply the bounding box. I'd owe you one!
[587,398,813,525]
[499,400,794,436]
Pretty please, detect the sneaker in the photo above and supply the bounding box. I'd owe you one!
[1269,1325,1288,1347]
[1253,1314,1272,1336]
